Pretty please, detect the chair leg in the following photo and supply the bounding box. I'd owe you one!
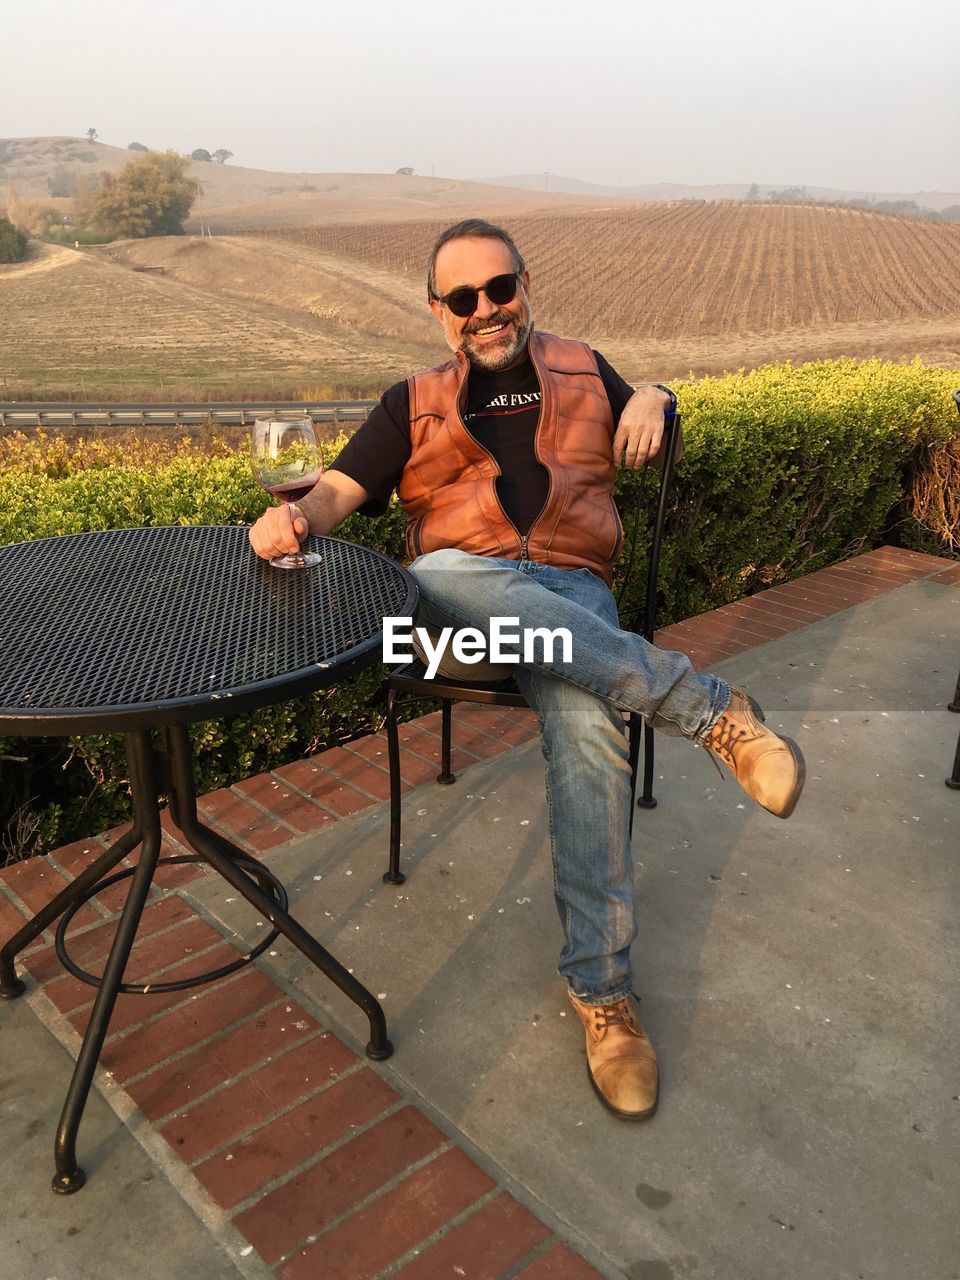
[383,688,406,885]
[627,713,656,839]
[636,721,658,812]
[947,729,960,790]
[438,699,455,784]
[627,714,640,840]
[946,670,959,790]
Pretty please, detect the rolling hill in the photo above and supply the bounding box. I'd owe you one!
[0,137,609,230]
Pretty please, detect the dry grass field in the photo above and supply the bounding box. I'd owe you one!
[3,197,960,399]
[0,240,445,398]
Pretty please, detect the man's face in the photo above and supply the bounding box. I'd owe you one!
[429,236,533,372]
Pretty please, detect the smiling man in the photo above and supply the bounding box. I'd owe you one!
[249,219,805,1120]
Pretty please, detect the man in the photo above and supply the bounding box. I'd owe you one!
[250,219,804,1120]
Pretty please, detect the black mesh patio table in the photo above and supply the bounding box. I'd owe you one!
[0,525,416,1194]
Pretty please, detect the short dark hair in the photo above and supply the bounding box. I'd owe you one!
[427,219,525,300]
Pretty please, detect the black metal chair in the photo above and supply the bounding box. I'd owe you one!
[382,415,682,884]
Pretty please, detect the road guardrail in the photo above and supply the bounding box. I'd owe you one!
[0,401,379,429]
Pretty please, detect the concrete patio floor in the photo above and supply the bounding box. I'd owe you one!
[2,546,958,1280]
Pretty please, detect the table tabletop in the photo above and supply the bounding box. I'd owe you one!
[0,525,416,736]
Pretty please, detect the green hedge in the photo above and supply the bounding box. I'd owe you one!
[1,358,958,859]
[614,357,959,626]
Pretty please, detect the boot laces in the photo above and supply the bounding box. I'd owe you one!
[705,713,748,772]
[593,997,641,1033]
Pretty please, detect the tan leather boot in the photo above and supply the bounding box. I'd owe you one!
[704,685,805,818]
[568,992,659,1119]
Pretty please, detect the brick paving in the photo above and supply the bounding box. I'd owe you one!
[1,545,955,1280]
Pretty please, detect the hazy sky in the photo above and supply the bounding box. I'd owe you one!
[4,0,958,193]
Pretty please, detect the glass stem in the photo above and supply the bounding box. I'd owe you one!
[287,503,306,566]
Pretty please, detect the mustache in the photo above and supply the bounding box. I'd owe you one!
[464,312,514,334]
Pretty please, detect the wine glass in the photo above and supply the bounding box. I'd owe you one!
[251,412,324,569]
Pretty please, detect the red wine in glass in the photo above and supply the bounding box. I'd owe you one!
[251,413,324,569]
[263,477,321,504]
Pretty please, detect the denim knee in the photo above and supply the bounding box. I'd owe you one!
[409,547,478,573]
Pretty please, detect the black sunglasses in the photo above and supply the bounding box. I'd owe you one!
[435,272,520,318]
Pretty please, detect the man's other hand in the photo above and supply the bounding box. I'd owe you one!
[249,504,307,560]
[612,386,677,469]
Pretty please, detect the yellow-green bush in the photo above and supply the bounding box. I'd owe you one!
[614,358,958,624]
[1,359,958,858]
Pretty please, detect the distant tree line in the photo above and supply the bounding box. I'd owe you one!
[746,183,960,222]
[82,132,235,165]
[190,148,234,164]
[845,196,960,221]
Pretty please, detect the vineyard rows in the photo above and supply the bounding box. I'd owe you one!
[239,203,960,340]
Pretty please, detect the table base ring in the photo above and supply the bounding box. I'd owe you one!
[53,854,289,995]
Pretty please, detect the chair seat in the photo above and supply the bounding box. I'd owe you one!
[388,659,528,707]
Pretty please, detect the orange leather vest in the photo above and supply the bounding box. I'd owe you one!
[398,331,622,585]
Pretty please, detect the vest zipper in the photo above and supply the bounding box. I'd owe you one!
[454,374,528,558]
[523,341,553,552]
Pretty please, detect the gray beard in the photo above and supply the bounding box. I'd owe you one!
[461,313,534,371]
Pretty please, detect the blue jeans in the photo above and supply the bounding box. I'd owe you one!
[409,549,730,1004]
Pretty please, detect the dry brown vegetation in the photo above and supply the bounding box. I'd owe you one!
[908,437,960,554]
[0,240,445,398]
[3,199,960,400]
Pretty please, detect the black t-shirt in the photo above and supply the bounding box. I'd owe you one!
[329,348,635,535]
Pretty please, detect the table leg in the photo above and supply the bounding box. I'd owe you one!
[1,827,139,999]
[163,725,393,1061]
[947,669,960,790]
[52,732,162,1194]
[384,686,406,886]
